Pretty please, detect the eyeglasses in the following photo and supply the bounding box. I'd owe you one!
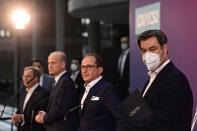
[81,65,99,70]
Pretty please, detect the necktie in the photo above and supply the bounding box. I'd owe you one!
[52,79,56,88]
[81,84,90,109]
[47,79,56,111]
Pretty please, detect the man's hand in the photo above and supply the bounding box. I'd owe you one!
[12,114,23,124]
[35,111,46,124]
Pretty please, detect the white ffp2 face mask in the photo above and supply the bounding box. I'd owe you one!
[142,52,161,71]
[70,64,78,71]
[121,43,128,50]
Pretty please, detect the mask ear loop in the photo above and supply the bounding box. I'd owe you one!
[159,47,166,64]
[142,53,146,65]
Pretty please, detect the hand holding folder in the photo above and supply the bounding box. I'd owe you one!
[118,89,153,123]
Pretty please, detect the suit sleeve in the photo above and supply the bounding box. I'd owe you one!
[103,86,129,131]
[44,78,76,124]
[24,89,49,125]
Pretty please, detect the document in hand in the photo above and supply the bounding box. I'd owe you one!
[118,89,153,122]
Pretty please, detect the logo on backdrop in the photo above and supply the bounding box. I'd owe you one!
[135,2,160,35]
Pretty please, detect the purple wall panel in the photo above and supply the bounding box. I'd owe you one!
[130,0,197,129]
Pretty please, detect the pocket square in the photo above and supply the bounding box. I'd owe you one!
[91,96,99,101]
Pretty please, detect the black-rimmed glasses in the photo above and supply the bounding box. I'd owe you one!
[81,65,99,70]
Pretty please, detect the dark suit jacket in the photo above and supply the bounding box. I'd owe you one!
[74,71,84,87]
[79,78,127,131]
[73,71,85,102]
[42,74,54,93]
[116,51,130,100]
[17,85,49,131]
[44,72,77,131]
[127,62,193,131]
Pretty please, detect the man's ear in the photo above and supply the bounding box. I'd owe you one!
[163,44,168,54]
[98,67,103,75]
[61,62,66,69]
[35,76,39,82]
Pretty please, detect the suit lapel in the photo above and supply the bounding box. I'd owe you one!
[142,79,150,95]
[23,86,40,113]
[42,74,46,87]
[144,62,173,97]
[79,89,85,117]
[19,89,27,113]
[80,79,103,117]
[47,72,67,111]
[56,72,67,86]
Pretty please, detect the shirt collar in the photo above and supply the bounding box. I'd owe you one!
[39,74,44,86]
[26,83,39,93]
[55,70,66,84]
[40,74,44,79]
[84,76,103,90]
[122,48,130,54]
[148,59,170,77]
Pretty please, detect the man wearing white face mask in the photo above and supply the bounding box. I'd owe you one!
[126,30,193,131]
[116,36,130,100]
[70,59,85,101]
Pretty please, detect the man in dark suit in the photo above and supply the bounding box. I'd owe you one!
[35,51,77,131]
[70,59,85,101]
[12,66,49,131]
[30,58,54,93]
[116,36,130,100]
[127,30,193,131]
[79,53,127,131]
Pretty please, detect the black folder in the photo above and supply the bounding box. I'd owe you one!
[118,89,153,122]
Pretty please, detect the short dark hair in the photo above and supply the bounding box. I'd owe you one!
[30,58,44,67]
[137,30,168,47]
[24,66,40,79]
[84,53,103,68]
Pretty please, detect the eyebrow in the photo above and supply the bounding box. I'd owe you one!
[81,64,96,66]
[140,46,158,50]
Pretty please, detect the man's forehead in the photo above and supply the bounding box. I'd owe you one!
[33,62,42,67]
[72,60,79,64]
[121,37,128,42]
[48,56,58,61]
[140,37,160,48]
[24,69,33,74]
[82,56,95,64]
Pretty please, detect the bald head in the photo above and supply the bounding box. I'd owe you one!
[48,51,67,77]
[49,51,67,63]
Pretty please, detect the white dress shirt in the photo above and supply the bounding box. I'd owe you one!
[81,76,102,109]
[54,70,66,86]
[71,70,80,81]
[39,74,44,87]
[142,60,170,97]
[23,83,39,111]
